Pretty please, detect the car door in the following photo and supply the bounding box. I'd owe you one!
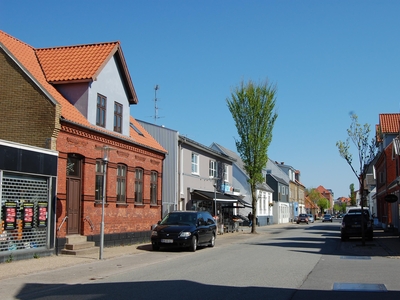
[196,213,207,244]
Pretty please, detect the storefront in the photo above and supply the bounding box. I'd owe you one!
[0,140,57,262]
[190,190,247,232]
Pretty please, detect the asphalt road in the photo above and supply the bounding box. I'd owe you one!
[2,222,400,300]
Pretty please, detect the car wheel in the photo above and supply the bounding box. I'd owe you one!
[190,236,197,252]
[208,234,215,247]
[152,244,160,251]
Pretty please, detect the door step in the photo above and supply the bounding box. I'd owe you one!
[61,235,99,256]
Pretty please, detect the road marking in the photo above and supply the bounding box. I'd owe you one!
[333,283,387,292]
[340,256,371,260]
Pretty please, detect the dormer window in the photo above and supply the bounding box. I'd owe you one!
[96,94,106,127]
[114,102,123,133]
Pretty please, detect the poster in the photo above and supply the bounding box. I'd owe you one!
[4,202,17,230]
[37,202,48,228]
[23,202,34,229]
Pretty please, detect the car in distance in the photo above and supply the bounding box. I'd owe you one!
[297,213,309,224]
[307,214,315,223]
[341,212,373,241]
[322,214,333,222]
[151,211,216,252]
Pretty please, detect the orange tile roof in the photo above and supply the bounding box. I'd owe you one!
[36,42,119,82]
[305,196,318,209]
[379,113,400,134]
[316,185,331,195]
[0,30,166,154]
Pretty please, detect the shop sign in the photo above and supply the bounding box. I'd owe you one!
[384,194,398,203]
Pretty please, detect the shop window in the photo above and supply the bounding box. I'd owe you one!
[0,173,49,252]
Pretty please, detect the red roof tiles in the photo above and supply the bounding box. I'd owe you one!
[0,30,165,154]
[379,113,400,134]
[37,42,119,82]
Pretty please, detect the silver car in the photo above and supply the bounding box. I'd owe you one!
[307,214,315,223]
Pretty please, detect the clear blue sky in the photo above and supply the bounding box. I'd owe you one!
[2,0,399,198]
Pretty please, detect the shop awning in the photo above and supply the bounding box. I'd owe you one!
[224,194,253,208]
[191,190,238,203]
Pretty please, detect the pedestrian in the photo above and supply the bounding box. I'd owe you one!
[248,212,253,227]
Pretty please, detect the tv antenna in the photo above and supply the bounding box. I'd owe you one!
[153,84,163,124]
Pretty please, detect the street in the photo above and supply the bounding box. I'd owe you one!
[2,221,400,300]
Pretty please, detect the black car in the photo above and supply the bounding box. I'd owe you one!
[322,214,333,222]
[151,211,217,252]
[341,212,373,241]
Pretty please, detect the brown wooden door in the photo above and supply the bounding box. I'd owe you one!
[67,178,81,234]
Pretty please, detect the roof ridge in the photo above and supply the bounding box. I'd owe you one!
[0,30,35,50]
[36,41,120,51]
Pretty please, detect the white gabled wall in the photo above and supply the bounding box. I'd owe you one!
[89,56,131,136]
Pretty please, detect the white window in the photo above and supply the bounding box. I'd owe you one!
[223,164,228,182]
[191,153,199,174]
[209,160,217,178]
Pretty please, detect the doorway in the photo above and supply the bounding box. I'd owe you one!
[66,155,82,234]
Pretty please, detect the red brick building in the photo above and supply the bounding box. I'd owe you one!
[0,30,166,255]
[374,113,400,230]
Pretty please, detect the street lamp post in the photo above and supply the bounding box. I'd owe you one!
[98,146,111,260]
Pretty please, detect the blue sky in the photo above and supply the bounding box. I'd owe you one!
[2,0,399,198]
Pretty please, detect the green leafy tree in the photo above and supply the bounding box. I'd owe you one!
[307,188,322,204]
[349,183,356,206]
[341,202,347,213]
[336,113,376,245]
[333,204,340,213]
[227,79,278,233]
[317,198,329,213]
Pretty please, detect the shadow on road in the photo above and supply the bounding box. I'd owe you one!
[16,280,400,300]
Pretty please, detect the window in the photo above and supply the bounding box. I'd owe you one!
[223,164,228,182]
[95,160,104,201]
[116,164,126,203]
[191,153,199,174]
[96,94,106,127]
[135,168,143,204]
[150,171,158,205]
[114,102,123,133]
[209,160,217,178]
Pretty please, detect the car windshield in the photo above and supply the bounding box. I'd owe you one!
[160,213,197,226]
[324,215,331,218]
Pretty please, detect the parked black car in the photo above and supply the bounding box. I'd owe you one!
[341,212,373,241]
[151,211,217,252]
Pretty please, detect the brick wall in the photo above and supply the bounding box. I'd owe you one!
[0,50,61,150]
[56,123,164,239]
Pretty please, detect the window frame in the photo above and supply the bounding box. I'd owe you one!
[95,160,104,202]
[114,101,123,133]
[116,164,127,203]
[191,153,199,175]
[96,94,107,127]
[209,160,217,178]
[135,168,144,204]
[223,164,228,182]
[150,171,158,205]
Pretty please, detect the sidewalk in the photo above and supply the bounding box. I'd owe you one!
[1,223,399,281]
